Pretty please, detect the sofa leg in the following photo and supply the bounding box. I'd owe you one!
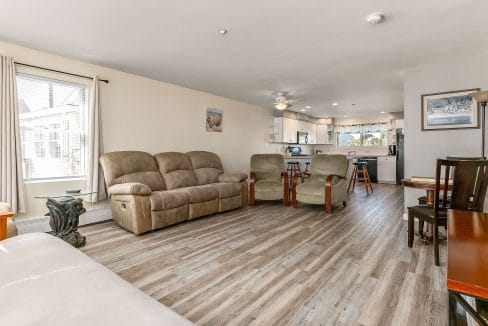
[343,201,347,207]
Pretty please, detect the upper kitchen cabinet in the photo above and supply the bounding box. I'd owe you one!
[268,114,334,144]
[316,124,334,144]
[270,117,298,143]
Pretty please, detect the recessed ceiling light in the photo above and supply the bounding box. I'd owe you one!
[218,28,228,35]
[366,13,385,25]
[332,102,339,106]
[343,115,348,118]
[305,106,311,109]
[300,109,306,112]
[380,111,386,114]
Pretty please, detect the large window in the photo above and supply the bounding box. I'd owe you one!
[17,73,88,180]
[336,123,388,147]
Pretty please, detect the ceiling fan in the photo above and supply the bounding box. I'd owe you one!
[272,91,293,111]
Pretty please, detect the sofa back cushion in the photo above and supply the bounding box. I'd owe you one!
[154,152,198,190]
[310,154,348,183]
[250,154,284,181]
[187,151,224,185]
[100,151,165,191]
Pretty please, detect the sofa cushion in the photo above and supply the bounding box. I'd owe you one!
[309,154,348,183]
[150,190,189,211]
[108,183,152,196]
[154,152,198,190]
[255,180,284,193]
[218,172,248,183]
[180,185,219,203]
[250,154,284,182]
[212,182,242,199]
[0,233,193,326]
[100,151,165,191]
[187,151,224,185]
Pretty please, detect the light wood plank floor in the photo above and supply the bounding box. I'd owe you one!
[80,184,448,325]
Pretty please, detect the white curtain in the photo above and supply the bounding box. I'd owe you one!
[86,76,106,202]
[0,55,26,213]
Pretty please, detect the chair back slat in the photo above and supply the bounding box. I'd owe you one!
[436,159,488,214]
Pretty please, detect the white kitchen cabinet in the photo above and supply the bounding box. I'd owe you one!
[307,123,317,144]
[387,130,397,145]
[316,124,328,144]
[395,119,404,129]
[377,156,396,183]
[283,118,298,143]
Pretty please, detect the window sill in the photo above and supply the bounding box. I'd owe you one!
[24,176,86,184]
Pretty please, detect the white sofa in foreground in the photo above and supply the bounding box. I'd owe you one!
[0,233,193,326]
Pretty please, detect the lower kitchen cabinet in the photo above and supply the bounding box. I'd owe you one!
[377,156,396,183]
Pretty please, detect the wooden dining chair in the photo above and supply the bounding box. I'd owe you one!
[408,159,488,266]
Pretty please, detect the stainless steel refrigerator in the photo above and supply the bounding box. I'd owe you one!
[396,131,404,184]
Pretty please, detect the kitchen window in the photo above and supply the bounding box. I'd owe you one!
[336,123,388,147]
[17,72,89,180]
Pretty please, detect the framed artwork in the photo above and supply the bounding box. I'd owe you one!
[206,108,223,132]
[421,88,480,131]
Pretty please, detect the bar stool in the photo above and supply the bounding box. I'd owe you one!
[348,161,374,194]
[303,162,311,180]
[286,161,303,182]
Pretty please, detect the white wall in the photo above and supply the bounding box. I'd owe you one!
[0,41,280,218]
[403,52,488,208]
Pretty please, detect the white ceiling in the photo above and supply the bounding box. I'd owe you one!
[1,0,488,117]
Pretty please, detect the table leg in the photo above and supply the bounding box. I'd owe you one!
[45,197,86,248]
[0,218,7,241]
[0,212,14,241]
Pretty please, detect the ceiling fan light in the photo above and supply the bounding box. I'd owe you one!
[275,102,288,111]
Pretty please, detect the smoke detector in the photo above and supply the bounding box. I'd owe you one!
[366,13,385,25]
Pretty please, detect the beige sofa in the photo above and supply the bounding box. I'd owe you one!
[0,233,193,325]
[100,151,248,234]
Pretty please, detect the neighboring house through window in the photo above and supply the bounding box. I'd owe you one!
[336,123,388,147]
[16,72,89,180]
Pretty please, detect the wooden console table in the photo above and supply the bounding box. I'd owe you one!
[447,209,488,325]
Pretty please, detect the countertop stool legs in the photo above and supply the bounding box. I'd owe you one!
[348,162,374,194]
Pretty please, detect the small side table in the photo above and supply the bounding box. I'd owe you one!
[0,211,14,241]
[35,191,95,248]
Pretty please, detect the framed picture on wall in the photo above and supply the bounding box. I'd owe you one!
[206,108,223,132]
[421,88,480,131]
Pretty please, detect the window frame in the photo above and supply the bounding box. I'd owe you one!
[16,66,91,182]
[335,123,388,148]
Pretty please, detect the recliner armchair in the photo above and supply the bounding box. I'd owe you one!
[249,154,289,206]
[292,154,349,213]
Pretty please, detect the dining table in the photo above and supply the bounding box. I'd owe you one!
[403,176,452,205]
[447,209,488,325]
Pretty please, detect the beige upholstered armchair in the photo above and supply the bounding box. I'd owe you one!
[292,154,349,213]
[0,202,18,239]
[249,154,289,206]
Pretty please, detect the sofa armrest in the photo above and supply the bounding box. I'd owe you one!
[108,183,152,196]
[219,172,248,183]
